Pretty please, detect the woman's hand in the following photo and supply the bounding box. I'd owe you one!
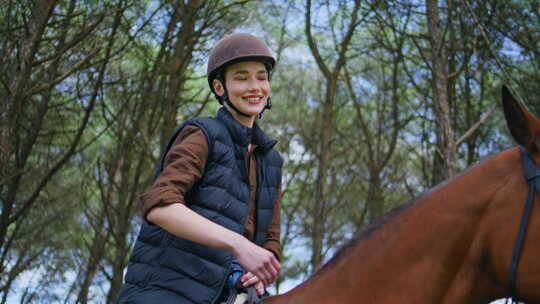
[231,237,280,286]
[239,272,265,295]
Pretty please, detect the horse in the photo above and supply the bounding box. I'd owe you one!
[263,87,540,304]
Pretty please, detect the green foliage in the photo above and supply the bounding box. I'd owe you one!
[2,0,538,302]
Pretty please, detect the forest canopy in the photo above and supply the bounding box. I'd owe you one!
[1,0,539,303]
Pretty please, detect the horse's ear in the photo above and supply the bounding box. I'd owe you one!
[502,85,539,151]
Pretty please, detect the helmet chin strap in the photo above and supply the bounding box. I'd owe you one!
[258,97,272,119]
[222,91,251,118]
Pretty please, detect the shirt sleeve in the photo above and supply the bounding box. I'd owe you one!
[262,183,282,261]
[140,125,209,222]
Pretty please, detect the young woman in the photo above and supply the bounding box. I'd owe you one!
[116,33,283,304]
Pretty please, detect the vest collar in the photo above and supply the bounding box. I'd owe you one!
[217,107,277,151]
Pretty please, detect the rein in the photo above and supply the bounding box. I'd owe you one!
[225,286,263,304]
[506,147,540,303]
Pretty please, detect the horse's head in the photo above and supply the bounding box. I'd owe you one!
[487,86,540,302]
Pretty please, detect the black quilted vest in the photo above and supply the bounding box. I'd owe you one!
[116,108,282,304]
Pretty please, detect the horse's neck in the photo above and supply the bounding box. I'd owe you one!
[267,150,518,304]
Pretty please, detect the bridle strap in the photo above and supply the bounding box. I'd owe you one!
[507,147,540,301]
[508,179,535,300]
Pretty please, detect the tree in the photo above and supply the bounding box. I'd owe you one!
[343,6,415,224]
[304,0,363,272]
[0,1,127,301]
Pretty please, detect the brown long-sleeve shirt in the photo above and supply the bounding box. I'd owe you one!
[141,125,281,260]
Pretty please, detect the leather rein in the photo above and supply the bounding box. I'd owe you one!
[507,147,540,303]
[225,286,263,304]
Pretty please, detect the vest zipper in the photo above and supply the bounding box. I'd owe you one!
[253,151,260,245]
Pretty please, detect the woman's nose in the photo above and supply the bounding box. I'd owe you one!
[247,79,260,92]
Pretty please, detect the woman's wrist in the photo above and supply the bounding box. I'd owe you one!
[225,232,246,255]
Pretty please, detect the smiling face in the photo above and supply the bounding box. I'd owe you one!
[213,61,270,127]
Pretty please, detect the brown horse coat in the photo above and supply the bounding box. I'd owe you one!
[265,87,540,304]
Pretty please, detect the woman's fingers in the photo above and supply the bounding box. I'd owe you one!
[240,273,265,295]
[255,281,265,295]
[257,265,273,286]
[240,272,259,287]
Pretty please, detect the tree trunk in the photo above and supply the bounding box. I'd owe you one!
[161,0,203,149]
[426,0,458,184]
[77,229,107,304]
[305,0,362,271]
[311,77,338,270]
